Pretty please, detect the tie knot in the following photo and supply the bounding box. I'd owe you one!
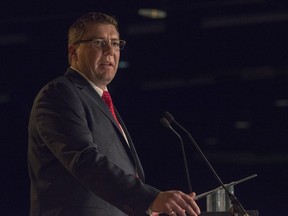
[102,91,119,124]
[102,91,112,105]
[102,90,116,115]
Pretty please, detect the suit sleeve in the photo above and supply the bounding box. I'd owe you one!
[33,80,160,216]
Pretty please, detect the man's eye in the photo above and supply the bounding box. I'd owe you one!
[111,41,120,47]
[94,40,106,46]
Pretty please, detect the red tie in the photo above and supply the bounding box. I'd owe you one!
[102,91,130,146]
[102,91,119,124]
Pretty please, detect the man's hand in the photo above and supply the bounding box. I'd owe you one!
[151,191,201,216]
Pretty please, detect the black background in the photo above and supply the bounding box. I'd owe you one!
[1,1,288,215]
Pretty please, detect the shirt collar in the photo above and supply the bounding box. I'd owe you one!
[70,66,107,96]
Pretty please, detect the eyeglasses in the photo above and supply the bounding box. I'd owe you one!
[74,38,126,50]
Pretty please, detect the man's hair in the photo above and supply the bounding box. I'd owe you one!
[67,12,119,63]
[68,12,118,47]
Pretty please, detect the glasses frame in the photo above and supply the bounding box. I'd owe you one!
[74,38,126,50]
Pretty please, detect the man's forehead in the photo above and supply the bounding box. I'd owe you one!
[83,23,119,36]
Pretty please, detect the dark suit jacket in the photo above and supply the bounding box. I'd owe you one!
[28,68,159,216]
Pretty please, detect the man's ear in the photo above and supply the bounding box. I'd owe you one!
[69,45,78,61]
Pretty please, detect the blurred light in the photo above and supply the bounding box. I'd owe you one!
[0,93,11,103]
[138,8,167,19]
[202,12,288,28]
[234,121,250,129]
[205,137,218,146]
[274,99,288,107]
[0,33,27,46]
[119,60,130,69]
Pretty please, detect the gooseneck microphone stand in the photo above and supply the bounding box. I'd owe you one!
[161,111,249,216]
[160,117,193,193]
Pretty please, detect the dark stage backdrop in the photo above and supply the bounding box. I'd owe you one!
[1,1,288,215]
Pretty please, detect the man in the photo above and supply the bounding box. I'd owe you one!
[28,12,201,216]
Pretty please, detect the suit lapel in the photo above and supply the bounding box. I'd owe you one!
[65,68,145,181]
[65,68,121,132]
[115,109,145,181]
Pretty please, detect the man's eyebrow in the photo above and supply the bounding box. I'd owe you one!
[88,35,120,39]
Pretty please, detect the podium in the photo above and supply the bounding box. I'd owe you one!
[200,211,259,216]
[195,174,259,216]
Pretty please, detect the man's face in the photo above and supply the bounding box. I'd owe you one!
[71,23,120,89]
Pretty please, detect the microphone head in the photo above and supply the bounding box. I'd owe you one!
[160,117,170,128]
[163,111,174,123]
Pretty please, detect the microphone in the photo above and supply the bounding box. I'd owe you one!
[160,118,193,193]
[162,111,249,216]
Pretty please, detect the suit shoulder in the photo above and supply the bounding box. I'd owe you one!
[34,75,83,105]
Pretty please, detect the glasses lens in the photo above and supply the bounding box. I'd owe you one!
[91,39,126,50]
[118,40,126,50]
[110,40,126,50]
[92,39,106,49]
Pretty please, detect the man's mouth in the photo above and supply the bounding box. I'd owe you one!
[100,62,113,67]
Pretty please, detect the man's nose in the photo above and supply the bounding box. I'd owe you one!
[103,43,114,55]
